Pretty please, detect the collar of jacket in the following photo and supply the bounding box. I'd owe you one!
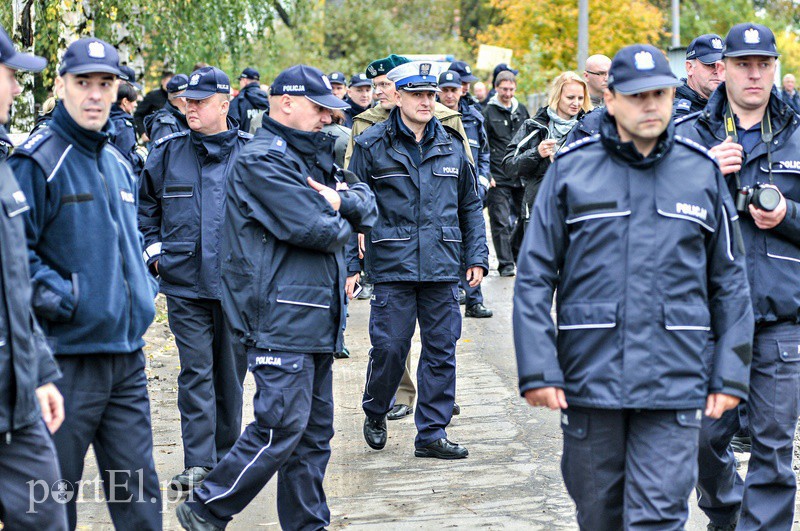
[51,100,113,155]
[488,93,519,113]
[189,117,240,163]
[389,105,437,146]
[344,96,371,116]
[700,82,794,141]
[110,103,132,121]
[676,79,708,109]
[261,114,335,169]
[242,83,269,106]
[166,101,188,126]
[599,109,674,168]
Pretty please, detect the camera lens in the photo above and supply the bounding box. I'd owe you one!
[753,187,781,211]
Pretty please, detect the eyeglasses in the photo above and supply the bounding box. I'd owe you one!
[374,81,394,90]
[585,70,609,77]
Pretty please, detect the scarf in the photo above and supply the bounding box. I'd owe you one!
[546,107,578,141]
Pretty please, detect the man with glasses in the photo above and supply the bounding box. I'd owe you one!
[584,54,611,108]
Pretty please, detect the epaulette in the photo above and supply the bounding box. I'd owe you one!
[154,130,189,147]
[123,119,134,128]
[156,114,176,124]
[674,99,692,114]
[673,110,702,127]
[556,134,600,158]
[268,135,287,154]
[674,135,716,162]
[14,127,53,155]
[238,130,253,140]
[12,128,72,183]
[353,121,387,150]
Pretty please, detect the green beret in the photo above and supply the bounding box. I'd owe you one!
[366,54,411,79]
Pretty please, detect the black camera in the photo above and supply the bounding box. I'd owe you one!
[735,183,781,213]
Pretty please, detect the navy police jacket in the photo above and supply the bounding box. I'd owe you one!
[514,111,754,409]
[222,116,377,354]
[0,126,61,434]
[349,108,489,283]
[228,84,270,134]
[144,101,188,143]
[139,118,251,300]
[677,85,800,325]
[109,104,144,176]
[459,98,491,189]
[9,104,157,355]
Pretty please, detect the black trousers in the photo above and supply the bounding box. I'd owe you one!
[487,186,524,270]
[166,296,247,468]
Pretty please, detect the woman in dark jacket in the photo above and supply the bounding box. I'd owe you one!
[503,71,592,258]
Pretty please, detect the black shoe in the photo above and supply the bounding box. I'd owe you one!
[453,403,461,415]
[333,345,350,359]
[465,303,493,318]
[356,283,374,300]
[499,266,516,277]
[387,404,413,420]
[415,438,468,459]
[170,466,212,492]
[458,288,466,305]
[363,415,387,450]
[730,434,751,453]
[176,502,223,531]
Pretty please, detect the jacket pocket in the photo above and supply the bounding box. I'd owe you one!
[766,236,800,264]
[268,285,334,349]
[773,339,800,423]
[163,184,194,198]
[557,302,617,330]
[663,303,711,332]
[442,226,462,243]
[370,226,412,244]
[662,303,710,369]
[158,241,198,288]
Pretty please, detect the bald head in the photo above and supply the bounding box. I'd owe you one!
[584,54,611,97]
[784,74,796,93]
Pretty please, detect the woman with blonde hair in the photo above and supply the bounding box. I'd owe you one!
[502,71,592,258]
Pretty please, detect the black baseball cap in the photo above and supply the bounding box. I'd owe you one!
[0,24,46,72]
[183,67,231,100]
[449,60,478,82]
[349,73,372,88]
[118,65,142,90]
[438,70,462,89]
[239,67,260,80]
[608,44,681,95]
[270,65,350,110]
[59,38,121,76]
[493,63,518,80]
[722,23,780,58]
[686,34,724,64]
[166,74,189,94]
[328,72,346,85]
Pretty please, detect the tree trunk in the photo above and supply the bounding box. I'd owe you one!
[11,0,36,133]
[58,0,93,61]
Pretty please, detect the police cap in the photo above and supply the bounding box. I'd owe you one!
[608,44,681,95]
[438,70,462,89]
[449,60,478,82]
[328,72,346,85]
[0,24,46,72]
[118,64,142,91]
[722,23,779,58]
[349,73,372,88]
[686,34,724,64]
[240,67,260,80]
[183,66,231,100]
[387,61,441,92]
[166,74,189,94]
[270,64,350,110]
[59,38,121,77]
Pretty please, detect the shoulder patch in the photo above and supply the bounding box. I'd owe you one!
[154,130,189,147]
[674,135,716,162]
[556,134,600,158]
[157,114,176,124]
[675,99,692,112]
[123,119,134,128]
[238,130,253,140]
[268,135,287,154]
[673,110,702,127]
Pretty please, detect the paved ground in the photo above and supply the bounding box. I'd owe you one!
[72,271,800,529]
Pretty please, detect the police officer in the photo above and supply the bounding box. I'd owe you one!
[228,67,269,133]
[343,73,373,127]
[514,44,753,529]
[9,38,161,530]
[344,54,474,421]
[675,24,800,530]
[351,61,488,459]
[449,60,483,111]
[139,66,251,491]
[438,70,493,319]
[674,34,724,117]
[329,71,347,100]
[0,24,68,530]
[175,65,376,531]
[109,69,144,175]
[144,73,189,142]
[134,68,174,138]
